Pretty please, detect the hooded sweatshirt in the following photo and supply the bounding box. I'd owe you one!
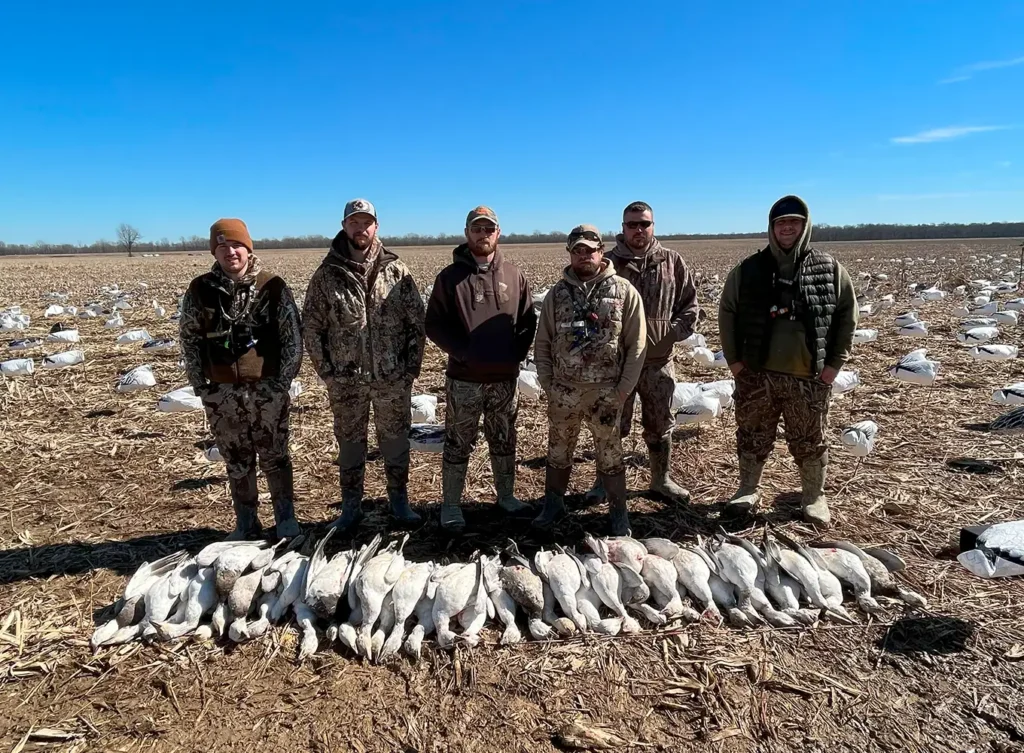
[425,244,537,383]
[609,237,699,367]
[719,196,858,378]
[534,261,647,394]
[302,232,425,386]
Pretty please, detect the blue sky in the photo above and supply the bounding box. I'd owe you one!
[1,0,1022,245]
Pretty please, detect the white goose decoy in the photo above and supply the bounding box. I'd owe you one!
[1004,298,1024,312]
[840,420,878,457]
[713,350,729,369]
[957,326,999,345]
[680,332,707,350]
[992,310,1020,326]
[690,347,716,367]
[858,303,874,318]
[831,370,860,394]
[970,345,1018,361]
[674,394,722,426]
[957,520,1024,578]
[897,321,928,337]
[852,329,878,344]
[959,317,997,330]
[878,294,895,310]
[992,383,1024,405]
[893,312,919,327]
[991,405,1024,434]
[921,286,946,301]
[671,381,703,411]
[699,379,736,410]
[888,350,940,385]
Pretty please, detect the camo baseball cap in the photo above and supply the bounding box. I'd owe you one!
[566,224,604,251]
[465,205,499,227]
[343,198,377,221]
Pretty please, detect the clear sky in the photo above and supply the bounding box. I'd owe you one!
[1,0,1022,245]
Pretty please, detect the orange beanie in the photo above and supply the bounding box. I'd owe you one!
[209,218,253,254]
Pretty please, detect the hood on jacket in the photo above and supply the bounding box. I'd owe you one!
[610,235,667,267]
[563,259,616,288]
[324,231,396,271]
[767,195,812,257]
[452,243,504,270]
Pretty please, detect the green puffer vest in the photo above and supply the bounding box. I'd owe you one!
[736,247,837,376]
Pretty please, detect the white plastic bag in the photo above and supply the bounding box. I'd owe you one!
[1,358,34,376]
[517,369,543,399]
[671,382,702,411]
[157,386,203,412]
[690,347,715,367]
[410,394,438,423]
[42,350,85,369]
[116,365,157,392]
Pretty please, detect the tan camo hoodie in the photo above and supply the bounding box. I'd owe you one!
[534,261,647,394]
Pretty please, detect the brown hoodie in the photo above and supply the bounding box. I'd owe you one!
[609,237,699,367]
[534,261,647,394]
[425,244,537,383]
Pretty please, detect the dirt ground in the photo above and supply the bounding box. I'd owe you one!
[1,238,1023,753]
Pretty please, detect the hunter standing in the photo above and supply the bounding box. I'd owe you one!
[587,201,699,506]
[302,199,426,531]
[533,225,647,535]
[719,195,857,526]
[425,206,538,533]
[179,218,303,540]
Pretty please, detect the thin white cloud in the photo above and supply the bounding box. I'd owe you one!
[940,54,1024,83]
[877,192,975,202]
[891,125,1010,144]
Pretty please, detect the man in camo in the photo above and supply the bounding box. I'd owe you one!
[719,195,858,526]
[425,206,538,533]
[179,218,303,540]
[585,201,699,507]
[302,199,426,532]
[532,225,647,535]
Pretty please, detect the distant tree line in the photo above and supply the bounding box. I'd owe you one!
[1,222,1022,256]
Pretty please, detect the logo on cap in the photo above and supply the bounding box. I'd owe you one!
[216,233,226,243]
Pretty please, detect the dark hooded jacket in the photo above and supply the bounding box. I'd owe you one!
[719,196,858,378]
[608,237,699,367]
[302,232,425,386]
[425,244,537,383]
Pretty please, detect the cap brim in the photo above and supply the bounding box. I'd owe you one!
[569,240,603,251]
[467,217,498,227]
[773,213,806,221]
[344,211,377,221]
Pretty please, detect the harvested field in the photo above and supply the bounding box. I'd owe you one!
[1,237,1023,752]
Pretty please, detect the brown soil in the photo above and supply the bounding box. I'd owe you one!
[1,239,1022,752]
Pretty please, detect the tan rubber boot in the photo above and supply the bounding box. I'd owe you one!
[724,454,764,516]
[800,453,831,526]
[491,455,529,514]
[532,465,571,530]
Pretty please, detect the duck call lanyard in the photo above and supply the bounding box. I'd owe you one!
[770,254,805,321]
[208,281,261,356]
[567,281,603,355]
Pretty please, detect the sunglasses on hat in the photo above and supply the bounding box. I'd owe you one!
[624,220,653,230]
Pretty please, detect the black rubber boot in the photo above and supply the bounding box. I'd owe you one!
[604,471,630,536]
[380,436,422,526]
[440,461,468,533]
[491,454,529,514]
[331,441,366,533]
[265,458,300,538]
[647,436,691,505]
[531,465,571,530]
[227,468,262,541]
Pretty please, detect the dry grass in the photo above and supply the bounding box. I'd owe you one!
[0,238,1023,752]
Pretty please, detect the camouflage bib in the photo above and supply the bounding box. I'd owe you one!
[550,276,628,384]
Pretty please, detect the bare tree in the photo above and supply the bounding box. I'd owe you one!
[117,223,141,257]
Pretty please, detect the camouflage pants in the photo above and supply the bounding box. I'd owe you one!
[443,378,518,465]
[620,361,675,444]
[201,382,291,481]
[734,370,830,464]
[547,383,624,475]
[328,380,411,489]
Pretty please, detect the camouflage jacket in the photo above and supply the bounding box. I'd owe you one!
[179,255,303,391]
[534,261,647,393]
[609,237,699,367]
[302,233,425,386]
